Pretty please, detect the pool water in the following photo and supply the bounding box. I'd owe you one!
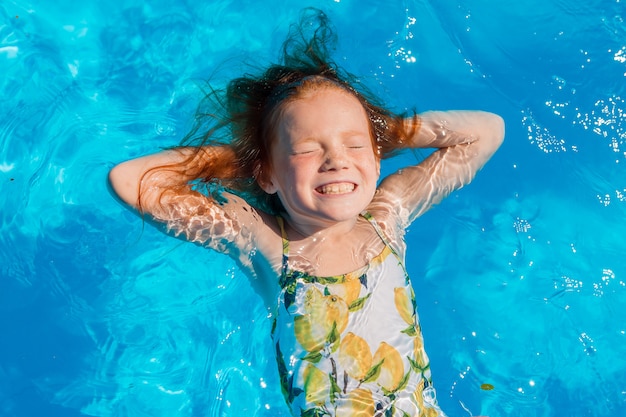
[1,0,625,416]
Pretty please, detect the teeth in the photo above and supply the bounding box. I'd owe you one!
[317,183,355,195]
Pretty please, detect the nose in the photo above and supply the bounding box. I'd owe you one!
[320,146,348,171]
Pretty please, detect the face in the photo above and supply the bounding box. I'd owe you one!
[261,86,380,231]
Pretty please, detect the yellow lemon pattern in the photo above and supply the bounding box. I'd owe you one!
[272,213,446,417]
[294,287,349,352]
[394,287,416,325]
[335,388,376,417]
[372,342,405,392]
[338,332,372,380]
[303,363,331,405]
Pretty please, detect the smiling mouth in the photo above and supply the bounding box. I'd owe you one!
[316,182,356,195]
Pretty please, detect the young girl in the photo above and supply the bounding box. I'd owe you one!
[109,9,503,417]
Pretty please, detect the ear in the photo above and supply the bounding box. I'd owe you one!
[255,164,278,194]
[258,176,278,194]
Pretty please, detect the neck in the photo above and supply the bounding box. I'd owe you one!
[282,215,360,240]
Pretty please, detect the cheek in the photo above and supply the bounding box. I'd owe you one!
[360,154,380,178]
[288,157,316,176]
[273,161,303,190]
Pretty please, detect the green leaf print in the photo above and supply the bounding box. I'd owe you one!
[275,342,290,398]
[283,280,297,310]
[395,369,411,393]
[358,273,368,288]
[407,356,430,375]
[317,275,342,285]
[301,407,328,417]
[323,286,331,296]
[329,373,342,403]
[381,371,410,396]
[301,350,323,363]
[276,341,303,403]
[400,324,418,337]
[361,359,384,383]
[408,356,431,374]
[327,321,340,346]
[348,293,372,312]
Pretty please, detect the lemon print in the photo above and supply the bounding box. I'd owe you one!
[303,363,330,405]
[394,287,415,325]
[413,381,426,412]
[294,287,349,352]
[413,331,429,370]
[338,332,372,380]
[368,245,392,269]
[373,342,404,392]
[413,381,439,417]
[334,388,375,417]
[324,294,349,335]
[328,275,362,306]
[424,407,439,417]
[294,288,328,352]
[293,315,325,352]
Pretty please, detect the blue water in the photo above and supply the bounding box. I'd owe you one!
[1,0,625,416]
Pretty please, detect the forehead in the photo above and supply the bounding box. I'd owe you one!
[277,87,370,138]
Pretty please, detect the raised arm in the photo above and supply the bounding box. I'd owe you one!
[373,110,505,228]
[108,146,267,260]
[109,146,230,208]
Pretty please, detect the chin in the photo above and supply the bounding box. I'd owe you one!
[321,207,364,222]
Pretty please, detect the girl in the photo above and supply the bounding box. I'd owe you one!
[109,9,504,417]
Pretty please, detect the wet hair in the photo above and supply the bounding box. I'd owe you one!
[146,8,418,215]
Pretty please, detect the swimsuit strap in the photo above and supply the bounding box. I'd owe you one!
[276,216,290,278]
[361,211,410,284]
[360,211,400,258]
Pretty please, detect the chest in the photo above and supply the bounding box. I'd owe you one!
[284,222,389,278]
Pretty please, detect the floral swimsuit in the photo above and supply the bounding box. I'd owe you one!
[272,212,446,417]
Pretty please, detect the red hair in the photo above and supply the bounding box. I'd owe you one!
[143,8,418,214]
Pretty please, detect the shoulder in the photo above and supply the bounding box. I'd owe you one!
[153,190,284,271]
[365,192,408,257]
[162,191,285,309]
[209,193,284,265]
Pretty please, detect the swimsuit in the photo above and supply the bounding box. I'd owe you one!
[272,212,446,417]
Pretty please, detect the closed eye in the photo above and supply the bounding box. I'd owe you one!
[344,136,370,150]
[292,149,317,155]
[346,143,370,151]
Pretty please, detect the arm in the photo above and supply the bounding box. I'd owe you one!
[372,110,505,228]
[108,146,266,259]
[108,146,235,209]
[406,110,503,150]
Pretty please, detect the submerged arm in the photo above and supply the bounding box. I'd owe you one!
[109,146,234,209]
[374,110,505,227]
[108,146,264,257]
